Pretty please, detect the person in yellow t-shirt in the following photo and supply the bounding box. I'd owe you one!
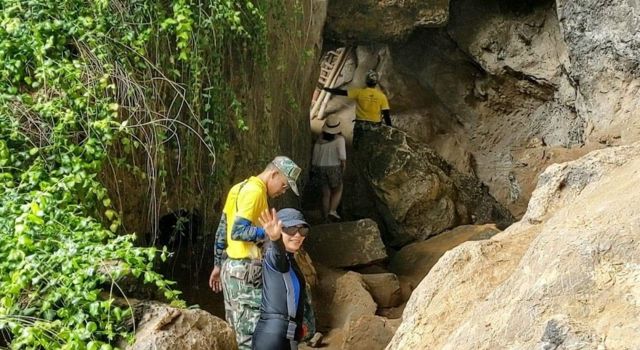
[323,70,391,148]
[208,156,302,350]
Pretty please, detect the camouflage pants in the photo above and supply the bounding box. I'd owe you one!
[221,259,262,350]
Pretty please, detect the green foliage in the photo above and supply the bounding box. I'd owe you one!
[178,0,269,155]
[0,0,309,348]
[161,0,193,61]
[0,0,187,348]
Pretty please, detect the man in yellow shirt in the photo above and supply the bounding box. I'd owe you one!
[323,70,391,148]
[208,156,302,349]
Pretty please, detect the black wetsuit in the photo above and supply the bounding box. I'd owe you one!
[252,239,306,350]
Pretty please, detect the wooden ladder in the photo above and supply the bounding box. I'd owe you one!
[310,47,350,120]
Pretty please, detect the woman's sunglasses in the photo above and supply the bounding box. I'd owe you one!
[282,226,309,237]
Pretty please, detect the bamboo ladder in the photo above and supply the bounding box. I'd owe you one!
[310,47,350,120]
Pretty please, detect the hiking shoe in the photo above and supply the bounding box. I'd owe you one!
[328,211,341,220]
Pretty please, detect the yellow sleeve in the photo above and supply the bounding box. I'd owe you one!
[380,92,390,110]
[347,88,360,99]
[234,187,261,222]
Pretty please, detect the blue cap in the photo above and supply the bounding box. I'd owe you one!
[277,208,309,228]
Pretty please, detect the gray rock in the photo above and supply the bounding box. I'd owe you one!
[325,0,450,42]
[556,0,640,144]
[354,126,513,246]
[305,219,387,268]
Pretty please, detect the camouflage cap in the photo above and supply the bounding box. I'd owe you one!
[272,156,301,196]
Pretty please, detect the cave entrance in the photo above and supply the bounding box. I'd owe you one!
[157,209,225,318]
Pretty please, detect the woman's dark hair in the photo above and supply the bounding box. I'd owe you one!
[322,132,336,141]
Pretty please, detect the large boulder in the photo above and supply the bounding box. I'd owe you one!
[305,219,387,268]
[388,224,501,288]
[341,315,400,350]
[355,126,513,246]
[387,142,640,349]
[315,267,378,329]
[127,302,236,350]
[360,273,403,308]
[332,272,378,329]
[325,0,450,42]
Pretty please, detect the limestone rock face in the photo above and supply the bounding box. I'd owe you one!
[127,302,236,350]
[325,0,450,42]
[387,142,640,349]
[305,219,387,268]
[324,0,640,220]
[355,126,513,246]
[556,0,640,144]
[386,0,586,219]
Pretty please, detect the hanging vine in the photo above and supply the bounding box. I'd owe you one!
[0,0,306,348]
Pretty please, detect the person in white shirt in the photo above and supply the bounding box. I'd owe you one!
[312,117,347,221]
